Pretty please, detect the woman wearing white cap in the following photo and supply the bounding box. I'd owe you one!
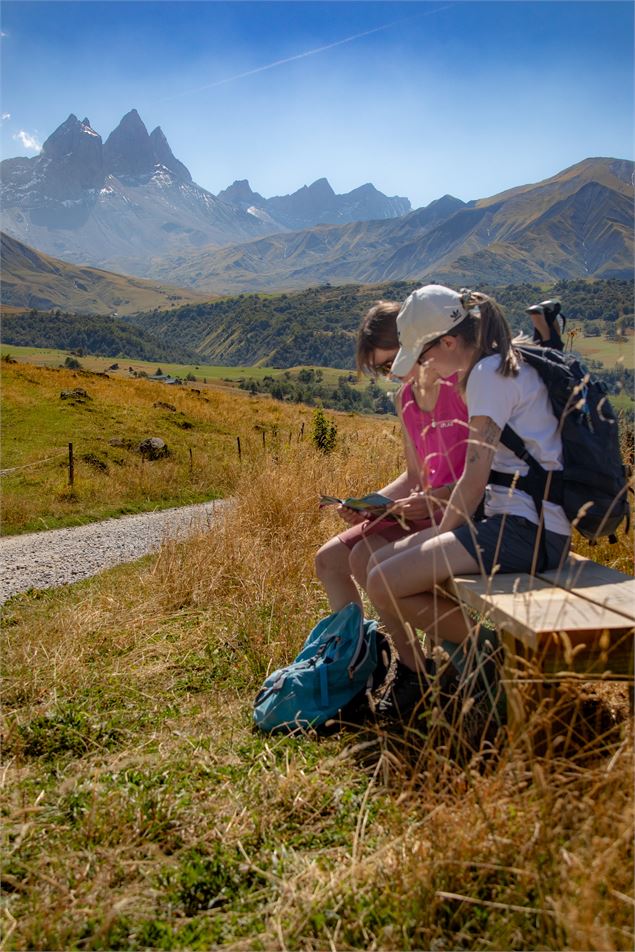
[364,285,571,720]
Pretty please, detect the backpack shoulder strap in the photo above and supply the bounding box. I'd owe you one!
[498,424,541,469]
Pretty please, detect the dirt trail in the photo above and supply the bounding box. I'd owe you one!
[0,500,228,604]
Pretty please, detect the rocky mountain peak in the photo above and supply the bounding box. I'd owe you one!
[307,177,335,198]
[120,108,144,128]
[103,109,155,180]
[348,182,379,195]
[42,114,96,157]
[217,174,411,229]
[264,177,337,224]
[39,113,104,196]
[149,126,192,183]
[217,179,264,207]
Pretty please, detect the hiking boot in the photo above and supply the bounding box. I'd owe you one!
[375,659,435,723]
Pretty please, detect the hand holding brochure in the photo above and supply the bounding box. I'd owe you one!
[319,492,394,515]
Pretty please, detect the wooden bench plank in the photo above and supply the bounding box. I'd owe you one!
[538,554,635,624]
[440,573,632,651]
[442,558,634,732]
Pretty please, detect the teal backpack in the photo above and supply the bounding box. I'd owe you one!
[253,603,381,734]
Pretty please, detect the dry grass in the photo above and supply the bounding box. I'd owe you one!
[1,434,633,950]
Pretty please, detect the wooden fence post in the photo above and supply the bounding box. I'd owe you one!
[68,442,74,486]
[189,447,193,475]
[262,430,266,451]
[236,436,242,462]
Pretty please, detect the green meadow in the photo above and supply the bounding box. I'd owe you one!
[572,334,634,370]
[0,344,370,389]
[1,360,395,536]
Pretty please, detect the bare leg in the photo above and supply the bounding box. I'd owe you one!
[349,534,391,592]
[366,530,480,670]
[315,535,362,612]
[530,312,551,344]
[349,533,432,670]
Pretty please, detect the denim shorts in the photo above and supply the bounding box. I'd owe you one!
[452,514,570,575]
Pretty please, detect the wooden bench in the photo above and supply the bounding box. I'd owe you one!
[440,554,635,733]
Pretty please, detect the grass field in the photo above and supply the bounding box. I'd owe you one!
[1,361,396,536]
[2,436,633,951]
[5,334,633,378]
[572,334,634,370]
[2,340,632,534]
[0,345,370,389]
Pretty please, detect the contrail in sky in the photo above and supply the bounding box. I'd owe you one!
[162,5,453,101]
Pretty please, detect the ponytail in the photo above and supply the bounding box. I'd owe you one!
[459,290,520,378]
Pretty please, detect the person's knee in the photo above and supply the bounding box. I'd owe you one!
[366,565,391,609]
[349,541,370,586]
[315,537,345,580]
[314,541,331,579]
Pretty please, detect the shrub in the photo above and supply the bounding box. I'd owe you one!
[311,407,337,453]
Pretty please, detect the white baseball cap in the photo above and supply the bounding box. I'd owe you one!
[390,284,475,379]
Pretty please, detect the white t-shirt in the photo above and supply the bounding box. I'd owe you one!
[466,355,571,536]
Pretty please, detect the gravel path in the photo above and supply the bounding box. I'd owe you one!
[0,500,229,604]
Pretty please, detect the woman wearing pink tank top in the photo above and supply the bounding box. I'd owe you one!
[400,373,467,493]
[315,301,468,612]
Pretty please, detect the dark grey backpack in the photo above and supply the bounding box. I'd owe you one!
[490,346,630,547]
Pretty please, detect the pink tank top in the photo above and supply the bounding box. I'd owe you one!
[400,375,468,490]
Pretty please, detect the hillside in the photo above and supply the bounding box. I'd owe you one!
[0,232,207,315]
[146,158,634,293]
[129,278,635,369]
[0,309,197,363]
[1,360,375,535]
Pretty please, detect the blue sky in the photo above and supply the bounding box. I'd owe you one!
[1,1,633,209]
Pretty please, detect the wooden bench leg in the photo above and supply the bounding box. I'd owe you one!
[501,630,528,737]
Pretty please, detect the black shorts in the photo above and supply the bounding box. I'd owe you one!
[452,514,570,575]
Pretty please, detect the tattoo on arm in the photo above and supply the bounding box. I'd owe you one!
[482,418,502,448]
[466,417,501,466]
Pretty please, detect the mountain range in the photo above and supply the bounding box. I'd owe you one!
[1,108,632,298]
[0,110,409,275]
[145,158,634,293]
[218,177,410,230]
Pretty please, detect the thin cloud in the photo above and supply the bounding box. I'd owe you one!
[2,113,11,121]
[162,5,452,102]
[13,130,41,152]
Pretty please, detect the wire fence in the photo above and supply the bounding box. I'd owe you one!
[0,423,313,484]
[0,450,68,478]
